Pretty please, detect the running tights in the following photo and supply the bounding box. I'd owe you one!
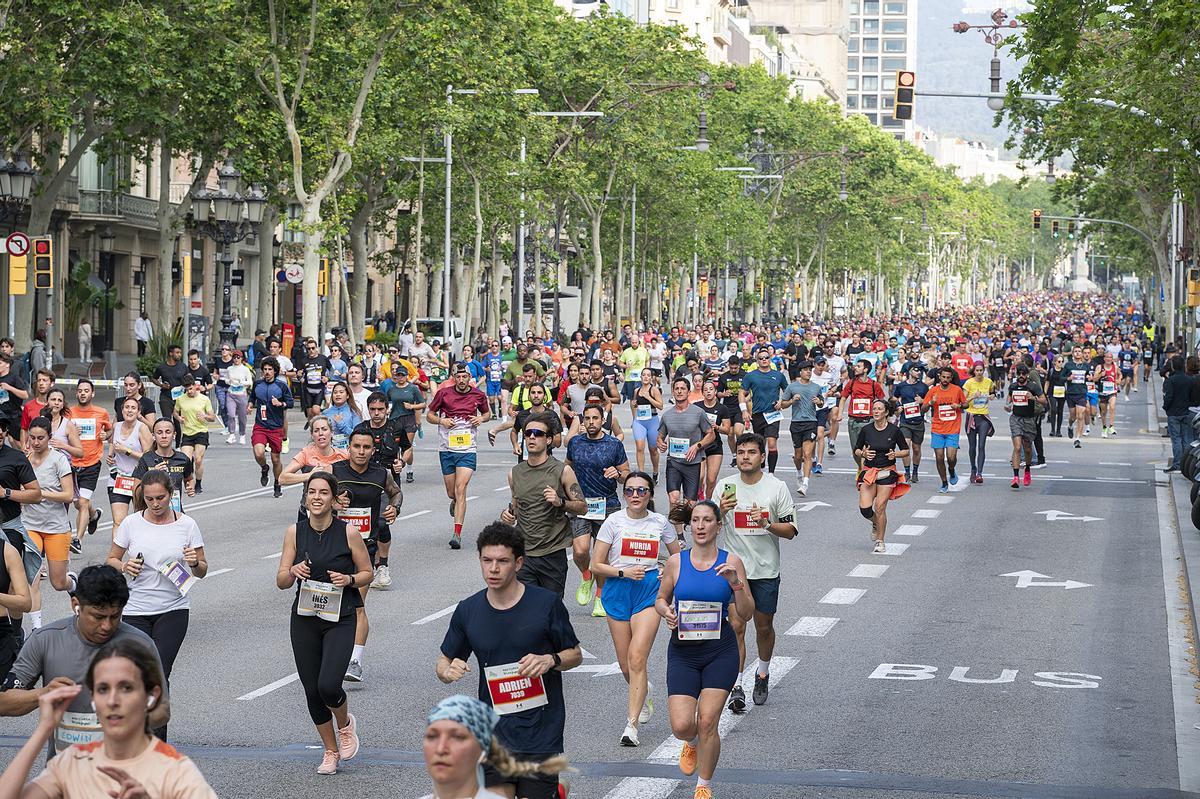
[290,612,355,725]
[1050,397,1066,434]
[967,416,993,474]
[125,609,189,741]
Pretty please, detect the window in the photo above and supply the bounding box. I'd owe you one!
[849,0,860,12]
[666,0,678,9]
[882,74,896,90]
[862,19,879,33]
[849,19,859,33]
[846,75,859,90]
[882,57,907,71]
[883,38,906,52]
[862,94,878,109]
[848,38,859,53]
[864,0,880,12]
[864,112,878,124]
[862,57,879,71]
[882,95,895,109]
[883,1,904,13]
[883,19,906,33]
[883,116,905,128]
[863,37,879,52]
[862,75,879,90]
[846,95,859,109]
[847,57,859,71]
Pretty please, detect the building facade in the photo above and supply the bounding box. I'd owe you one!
[844,0,916,140]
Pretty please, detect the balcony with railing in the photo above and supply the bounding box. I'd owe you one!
[77,190,160,225]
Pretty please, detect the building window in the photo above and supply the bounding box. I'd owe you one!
[883,38,905,52]
[862,75,879,91]
[846,95,859,109]
[883,19,906,33]
[848,38,859,53]
[862,57,879,71]
[882,57,907,71]
[849,19,859,33]
[862,19,879,33]
[849,0,860,12]
[847,56,859,71]
[862,94,878,109]
[865,112,878,123]
[883,116,905,128]
[847,75,859,90]
[864,0,880,13]
[882,95,895,109]
[882,74,896,90]
[666,0,678,9]
[883,1,904,13]
[862,38,879,53]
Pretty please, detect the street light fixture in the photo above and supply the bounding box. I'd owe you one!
[0,153,35,222]
[99,226,115,254]
[190,158,267,351]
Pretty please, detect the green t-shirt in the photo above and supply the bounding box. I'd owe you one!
[175,393,212,436]
[621,346,649,382]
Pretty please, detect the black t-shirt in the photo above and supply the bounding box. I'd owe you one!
[515,408,563,439]
[1008,380,1044,418]
[331,460,389,541]
[716,371,744,408]
[186,365,213,389]
[212,357,235,386]
[784,343,808,379]
[441,585,580,755]
[854,422,906,469]
[114,395,156,420]
[132,450,194,503]
[297,354,332,390]
[0,444,36,522]
[353,420,410,473]
[0,370,28,426]
[153,361,189,411]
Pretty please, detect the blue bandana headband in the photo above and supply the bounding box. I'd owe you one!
[427,694,499,751]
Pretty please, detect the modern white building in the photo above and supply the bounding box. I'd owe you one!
[844,0,917,140]
[914,127,1026,184]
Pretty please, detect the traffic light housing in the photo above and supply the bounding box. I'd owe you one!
[32,237,52,290]
[893,70,915,121]
[7,253,27,296]
[1051,220,1060,238]
[1188,268,1200,307]
[318,257,329,296]
[1032,209,1042,230]
[1067,221,1076,240]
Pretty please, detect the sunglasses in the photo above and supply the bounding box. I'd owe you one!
[623,486,651,497]
[524,429,550,439]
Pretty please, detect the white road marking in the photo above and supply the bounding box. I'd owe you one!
[926,495,954,504]
[893,524,926,536]
[1099,461,1132,466]
[819,588,866,605]
[786,616,840,636]
[94,482,300,532]
[207,568,234,577]
[877,542,910,556]
[261,551,281,560]
[912,508,941,518]
[237,672,300,701]
[399,509,432,520]
[466,496,479,501]
[493,486,509,492]
[412,603,458,625]
[848,564,889,578]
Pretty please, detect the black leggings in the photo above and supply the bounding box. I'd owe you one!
[290,612,355,725]
[1050,396,1066,433]
[967,416,992,473]
[125,609,189,740]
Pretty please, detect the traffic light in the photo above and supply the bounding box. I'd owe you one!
[1032,209,1042,230]
[893,70,915,121]
[318,257,329,296]
[1051,220,1060,238]
[32,237,52,290]
[1067,221,1076,240]
[1188,268,1200,307]
[7,254,27,296]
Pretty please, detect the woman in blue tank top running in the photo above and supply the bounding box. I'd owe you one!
[655,500,753,799]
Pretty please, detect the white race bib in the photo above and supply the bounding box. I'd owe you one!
[75,418,97,441]
[1070,369,1086,384]
[111,474,136,497]
[331,433,348,450]
[55,711,102,753]
[1012,390,1030,407]
[732,508,769,536]
[170,495,183,513]
[668,437,689,458]
[485,663,548,715]
[902,401,920,420]
[677,599,722,640]
[762,410,782,425]
[936,405,957,422]
[339,507,373,538]
[297,579,343,621]
[618,528,660,568]
[159,559,197,596]
[1102,380,1116,394]
[850,397,871,416]
[170,386,184,401]
[705,412,718,426]
[636,405,652,420]
[583,497,606,521]
[971,395,988,409]
[230,383,246,395]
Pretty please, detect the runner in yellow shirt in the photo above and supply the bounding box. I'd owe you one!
[962,363,994,484]
[173,379,217,494]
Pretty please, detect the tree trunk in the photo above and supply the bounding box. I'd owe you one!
[348,192,374,346]
[615,198,626,330]
[589,210,603,328]
[257,205,278,333]
[300,200,326,340]
[532,219,543,336]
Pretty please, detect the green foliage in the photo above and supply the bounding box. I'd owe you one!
[135,322,184,379]
[63,261,124,333]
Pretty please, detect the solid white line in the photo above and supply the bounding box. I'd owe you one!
[912,508,941,519]
[893,524,926,536]
[926,495,954,504]
[466,496,479,502]
[94,482,300,532]
[399,509,432,521]
[1099,461,1132,466]
[207,568,234,577]
[877,542,909,556]
[412,603,458,625]
[819,588,866,605]
[493,486,509,492]
[261,551,281,560]
[236,672,300,701]
[848,564,889,578]
[786,616,839,636]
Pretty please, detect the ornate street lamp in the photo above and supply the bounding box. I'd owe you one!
[0,153,35,222]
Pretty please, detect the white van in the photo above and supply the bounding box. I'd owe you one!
[411,317,464,354]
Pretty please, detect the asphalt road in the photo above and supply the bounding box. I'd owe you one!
[2,385,1197,799]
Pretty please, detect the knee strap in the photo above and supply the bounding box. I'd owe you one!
[859,505,875,520]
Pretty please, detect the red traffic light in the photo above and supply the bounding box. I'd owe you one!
[33,239,50,255]
[897,70,915,88]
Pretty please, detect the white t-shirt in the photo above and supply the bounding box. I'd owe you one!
[21,449,73,533]
[417,789,507,799]
[824,355,846,382]
[597,509,677,572]
[113,512,205,615]
[713,472,796,581]
[274,354,294,374]
[647,343,667,371]
[351,387,372,413]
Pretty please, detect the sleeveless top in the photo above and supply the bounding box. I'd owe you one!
[0,537,11,598]
[633,388,658,417]
[677,548,733,612]
[510,457,570,557]
[292,517,362,618]
[50,416,71,449]
[113,422,142,475]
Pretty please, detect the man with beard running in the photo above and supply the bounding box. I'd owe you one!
[427,364,491,550]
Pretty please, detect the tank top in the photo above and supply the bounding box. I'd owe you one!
[0,537,10,598]
[633,389,658,417]
[49,415,71,449]
[113,422,142,475]
[292,517,361,618]
[672,547,734,647]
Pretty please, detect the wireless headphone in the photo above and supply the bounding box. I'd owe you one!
[147,696,156,709]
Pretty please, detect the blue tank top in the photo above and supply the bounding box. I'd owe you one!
[677,548,733,613]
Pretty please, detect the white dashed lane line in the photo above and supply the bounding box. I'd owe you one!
[819,588,867,605]
[786,617,840,637]
[848,564,889,578]
[912,508,941,518]
[894,524,926,536]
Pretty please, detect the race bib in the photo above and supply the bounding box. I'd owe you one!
[331,433,348,450]
[762,410,782,425]
[668,437,689,458]
[230,383,246,395]
[823,394,838,410]
[259,404,269,421]
[75,418,97,441]
[677,599,722,641]
[902,401,920,420]
[55,711,102,753]
[484,663,548,716]
[705,412,718,426]
[448,430,475,451]
[170,386,184,401]
[1012,390,1030,407]
[636,405,652,420]
[732,508,769,535]
[111,475,136,497]
[583,497,606,521]
[218,368,229,382]
[936,405,957,422]
[993,358,1005,367]
[306,367,323,385]
[971,396,988,408]
[1086,382,1096,394]
[1052,386,1066,398]
[339,507,373,538]
[0,389,7,405]
[850,397,871,416]
[170,495,183,513]
[1102,380,1116,394]
[297,579,343,621]
[618,528,660,567]
[1070,370,1085,384]
[159,559,197,596]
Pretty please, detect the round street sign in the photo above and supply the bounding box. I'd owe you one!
[6,232,30,258]
[284,263,304,284]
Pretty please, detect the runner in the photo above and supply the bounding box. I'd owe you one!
[250,357,295,498]
[1047,354,1067,437]
[565,404,630,617]
[657,377,715,531]
[481,339,507,419]
[0,523,30,675]
[962,363,994,484]
[385,362,425,483]
[589,471,679,745]
[619,334,649,404]
[1118,338,1137,400]
[106,470,207,740]
[1058,346,1091,448]
[427,364,491,550]
[809,357,839,476]
[321,382,362,450]
[69,378,112,546]
[130,418,195,517]
[18,369,53,444]
[854,399,910,554]
[22,418,76,625]
[489,382,561,461]
[779,360,822,496]
[223,349,254,444]
[174,378,216,494]
[355,392,410,589]
[275,472,372,775]
[107,397,152,531]
[278,417,348,490]
[213,343,236,434]
[655,499,753,799]
[346,363,372,413]
[437,521,582,799]
[713,433,797,711]
[115,372,157,428]
[41,388,83,462]
[892,365,928,483]
[738,350,789,475]
[1095,351,1120,437]
[922,367,967,494]
[297,338,332,423]
[696,380,735,502]
[151,344,187,448]
[631,368,663,481]
[0,415,41,637]
[1006,365,1046,489]
[0,354,29,441]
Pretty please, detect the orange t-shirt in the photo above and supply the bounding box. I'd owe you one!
[923,384,966,435]
[33,738,217,799]
[70,404,113,467]
[289,444,347,472]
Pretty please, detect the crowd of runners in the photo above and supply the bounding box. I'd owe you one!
[0,290,1175,798]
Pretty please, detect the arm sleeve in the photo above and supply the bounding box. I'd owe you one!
[595,517,617,546]
[29,756,67,799]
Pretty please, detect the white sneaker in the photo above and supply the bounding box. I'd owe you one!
[1101,429,1108,439]
[226,433,237,444]
[371,565,391,588]
[638,690,654,724]
[620,722,640,747]
[796,479,806,496]
[239,434,246,445]
[1084,425,1091,436]
[1134,386,1139,392]
[872,540,886,554]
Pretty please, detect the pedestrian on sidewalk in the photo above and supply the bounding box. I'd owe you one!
[1163,354,1199,471]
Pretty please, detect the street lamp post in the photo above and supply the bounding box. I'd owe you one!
[1,153,35,338]
[191,159,266,352]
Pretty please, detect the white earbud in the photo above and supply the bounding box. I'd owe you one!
[146,696,156,709]
[90,701,97,712]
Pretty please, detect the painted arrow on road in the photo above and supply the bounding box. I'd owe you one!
[796,501,832,512]
[1034,510,1104,522]
[1001,570,1093,589]
[570,662,624,677]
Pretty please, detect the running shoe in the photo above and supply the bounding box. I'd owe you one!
[795,479,806,496]
[948,470,958,486]
[1010,477,1019,490]
[969,470,978,483]
[337,713,359,760]
[1109,426,1116,436]
[317,749,339,775]
[1023,470,1031,487]
[678,740,698,776]
[872,540,885,554]
[576,574,595,606]
[449,534,462,550]
[239,434,246,445]
[69,539,82,555]
[801,477,809,495]
[260,463,269,487]
[226,433,237,445]
[910,471,919,483]
[973,474,983,485]
[938,483,949,494]
[812,463,823,475]
[371,565,391,589]
[1031,461,1047,470]
[282,438,290,454]
[694,787,712,799]
[727,685,746,714]
[752,673,769,705]
[344,660,363,683]
[1101,429,1108,439]
[87,509,101,535]
[827,444,836,457]
[639,693,654,724]
[273,482,282,498]
[591,595,607,617]
[406,471,414,483]
[620,722,639,747]
[1134,386,1139,392]
[1074,439,1081,448]
[1084,425,1091,436]
[449,498,456,518]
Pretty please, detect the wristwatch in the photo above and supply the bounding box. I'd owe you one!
[618,569,625,578]
[551,652,562,669]
[3,488,10,500]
